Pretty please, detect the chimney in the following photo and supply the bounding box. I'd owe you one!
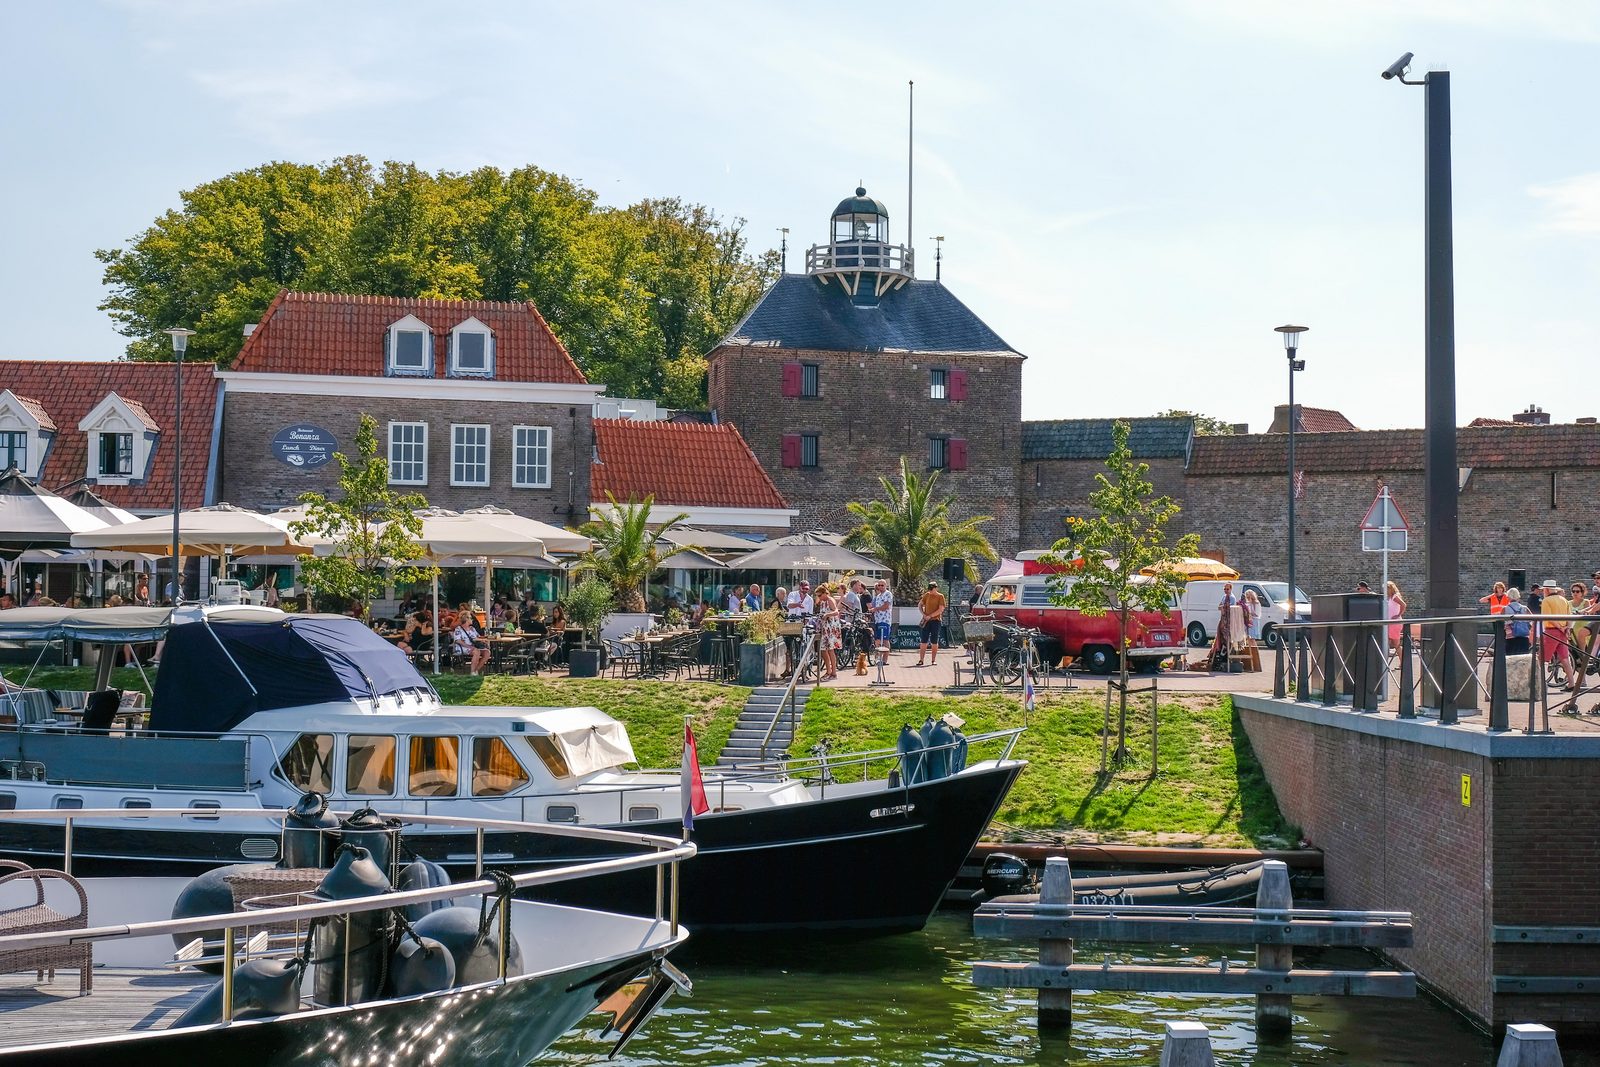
[1512,404,1550,426]
[242,323,257,338]
[1230,422,1249,435]
[1578,417,1597,426]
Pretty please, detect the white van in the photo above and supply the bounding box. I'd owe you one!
[1178,579,1309,648]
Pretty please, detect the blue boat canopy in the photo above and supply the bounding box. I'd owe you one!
[150,614,433,734]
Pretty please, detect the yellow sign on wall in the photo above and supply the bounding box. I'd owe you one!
[1461,774,1471,807]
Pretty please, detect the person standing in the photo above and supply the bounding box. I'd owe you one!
[786,581,814,619]
[915,581,948,667]
[1209,582,1237,671]
[815,583,841,681]
[1503,588,1533,655]
[870,579,894,660]
[1539,579,1573,688]
[1478,581,1509,614]
[1386,581,1407,654]
[1242,589,1263,641]
[726,585,745,612]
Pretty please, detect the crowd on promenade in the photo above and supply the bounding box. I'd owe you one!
[1476,574,1600,690]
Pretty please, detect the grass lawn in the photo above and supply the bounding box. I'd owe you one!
[3,665,157,697]
[795,688,1293,848]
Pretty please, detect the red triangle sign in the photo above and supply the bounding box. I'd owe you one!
[1360,488,1411,531]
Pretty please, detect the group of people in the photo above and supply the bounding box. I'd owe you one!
[1480,575,1600,688]
[391,597,568,676]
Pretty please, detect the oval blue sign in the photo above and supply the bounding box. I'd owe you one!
[271,424,337,470]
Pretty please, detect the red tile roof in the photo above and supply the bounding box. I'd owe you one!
[1468,417,1517,427]
[7,393,55,431]
[230,290,587,384]
[0,360,218,509]
[1267,404,1358,433]
[1189,424,1600,476]
[591,419,789,511]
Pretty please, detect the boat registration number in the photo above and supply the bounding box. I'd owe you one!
[870,803,916,819]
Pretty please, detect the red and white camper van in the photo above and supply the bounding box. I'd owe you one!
[973,556,1185,674]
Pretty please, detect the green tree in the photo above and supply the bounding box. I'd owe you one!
[843,458,998,603]
[290,414,437,618]
[1045,421,1199,775]
[1155,409,1234,436]
[575,494,691,612]
[95,159,777,407]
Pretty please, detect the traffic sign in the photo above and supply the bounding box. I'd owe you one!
[1360,486,1409,553]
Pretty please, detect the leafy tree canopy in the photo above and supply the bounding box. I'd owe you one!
[844,458,998,603]
[1155,409,1235,436]
[96,157,778,409]
[290,413,438,616]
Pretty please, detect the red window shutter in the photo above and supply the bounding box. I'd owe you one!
[949,438,968,471]
[948,369,968,401]
[781,434,801,468]
[781,362,802,397]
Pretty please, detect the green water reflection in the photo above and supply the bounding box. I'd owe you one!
[550,913,1599,1066]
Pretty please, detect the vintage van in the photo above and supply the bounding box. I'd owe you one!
[973,572,1184,674]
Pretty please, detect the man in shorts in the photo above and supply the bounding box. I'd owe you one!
[870,579,895,660]
[915,580,947,666]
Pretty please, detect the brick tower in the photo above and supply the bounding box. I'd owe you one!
[707,186,1023,551]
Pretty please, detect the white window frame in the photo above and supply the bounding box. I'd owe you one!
[97,431,134,477]
[449,317,495,378]
[0,391,49,480]
[77,393,153,486]
[387,314,432,376]
[512,425,552,489]
[451,424,491,487]
[387,421,428,486]
[930,367,948,400]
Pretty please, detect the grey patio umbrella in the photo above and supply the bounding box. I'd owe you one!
[0,468,108,599]
[734,534,885,574]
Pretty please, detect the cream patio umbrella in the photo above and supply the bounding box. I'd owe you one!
[71,503,311,601]
[458,506,591,555]
[0,470,109,601]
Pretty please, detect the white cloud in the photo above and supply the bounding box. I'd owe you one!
[1529,173,1600,234]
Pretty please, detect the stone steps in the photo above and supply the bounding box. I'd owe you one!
[714,686,812,770]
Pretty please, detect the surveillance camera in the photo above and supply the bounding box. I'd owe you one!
[1381,52,1414,80]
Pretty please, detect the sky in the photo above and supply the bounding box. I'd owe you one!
[2,1,1597,430]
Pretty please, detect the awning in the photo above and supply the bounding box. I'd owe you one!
[0,605,173,643]
[657,547,727,571]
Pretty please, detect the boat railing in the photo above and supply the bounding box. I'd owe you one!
[0,805,695,1021]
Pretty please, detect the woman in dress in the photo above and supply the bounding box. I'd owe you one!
[1209,582,1237,671]
[1242,589,1263,642]
[1386,581,1407,653]
[815,583,841,681]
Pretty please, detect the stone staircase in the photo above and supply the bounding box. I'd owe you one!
[714,685,812,770]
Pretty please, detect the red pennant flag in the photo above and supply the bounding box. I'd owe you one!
[681,721,710,833]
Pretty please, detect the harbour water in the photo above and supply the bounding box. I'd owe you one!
[550,913,1600,1066]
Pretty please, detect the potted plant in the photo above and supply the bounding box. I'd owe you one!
[562,577,613,678]
[736,607,786,686]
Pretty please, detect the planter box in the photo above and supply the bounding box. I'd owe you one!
[568,647,602,678]
[738,638,786,686]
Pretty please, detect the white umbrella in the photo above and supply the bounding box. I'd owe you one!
[71,503,310,558]
[458,506,591,555]
[64,486,139,526]
[0,469,108,599]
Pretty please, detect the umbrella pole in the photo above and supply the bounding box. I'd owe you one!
[432,570,441,676]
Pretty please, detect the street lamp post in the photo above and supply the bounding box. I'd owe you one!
[1276,325,1308,631]
[163,328,195,605]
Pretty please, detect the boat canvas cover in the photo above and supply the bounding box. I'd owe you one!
[150,614,430,733]
[537,707,637,775]
[0,605,172,643]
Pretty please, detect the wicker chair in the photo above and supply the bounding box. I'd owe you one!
[0,861,92,994]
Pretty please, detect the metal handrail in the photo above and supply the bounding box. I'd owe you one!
[758,628,817,763]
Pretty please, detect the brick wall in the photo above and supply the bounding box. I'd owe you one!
[708,344,1023,554]
[220,391,592,524]
[1018,457,1189,551]
[1185,469,1600,604]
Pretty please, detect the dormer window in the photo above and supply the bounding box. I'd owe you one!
[97,432,133,477]
[386,315,433,376]
[0,431,26,472]
[0,390,53,479]
[449,318,494,378]
[78,393,157,485]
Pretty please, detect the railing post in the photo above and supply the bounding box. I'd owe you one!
[1160,1021,1217,1066]
[1037,856,1073,1030]
[1273,636,1287,699]
[221,924,236,1021]
[1437,621,1459,725]
[1321,627,1338,706]
[1496,1023,1563,1067]
[1355,624,1378,713]
[62,817,73,877]
[1398,625,1416,719]
[1295,632,1311,704]
[1255,859,1293,1037]
[1490,625,1510,732]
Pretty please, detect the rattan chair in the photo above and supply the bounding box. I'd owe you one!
[0,861,92,994]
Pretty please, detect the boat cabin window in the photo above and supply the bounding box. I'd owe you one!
[471,737,529,797]
[408,736,460,798]
[347,735,397,796]
[280,732,335,794]
[121,798,150,820]
[526,736,571,780]
[0,792,14,811]
[627,805,660,822]
[545,804,578,824]
[187,800,221,822]
[54,796,83,810]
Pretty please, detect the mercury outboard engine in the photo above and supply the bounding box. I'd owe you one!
[895,724,925,786]
[981,852,1034,901]
[311,845,393,1006]
[282,792,340,869]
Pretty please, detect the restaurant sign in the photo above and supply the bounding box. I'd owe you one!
[271,424,337,470]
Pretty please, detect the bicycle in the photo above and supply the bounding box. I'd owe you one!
[989,622,1046,686]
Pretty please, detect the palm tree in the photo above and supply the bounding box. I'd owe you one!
[844,457,998,602]
[576,493,691,612]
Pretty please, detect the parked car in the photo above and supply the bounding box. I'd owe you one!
[1177,579,1310,649]
[972,573,1184,674]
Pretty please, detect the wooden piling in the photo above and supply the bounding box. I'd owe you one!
[1037,857,1073,1030]
[1255,859,1293,1036]
[1159,1021,1216,1066]
[1497,1023,1563,1067]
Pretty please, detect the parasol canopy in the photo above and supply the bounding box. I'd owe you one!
[458,506,591,555]
[1139,556,1241,581]
[71,503,310,558]
[0,469,108,549]
[736,530,885,574]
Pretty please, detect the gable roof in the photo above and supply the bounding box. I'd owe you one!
[715,275,1019,357]
[1188,424,1600,476]
[591,419,789,512]
[1267,404,1358,434]
[0,360,218,509]
[1,392,56,431]
[1022,417,1194,461]
[230,290,588,384]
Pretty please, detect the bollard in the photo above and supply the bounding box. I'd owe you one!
[1295,632,1311,704]
[1489,625,1510,732]
[1037,856,1073,1030]
[1255,858,1293,1037]
[1497,1023,1563,1067]
[1321,628,1338,706]
[1159,1021,1216,1066]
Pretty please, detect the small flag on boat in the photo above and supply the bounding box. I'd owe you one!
[681,720,710,832]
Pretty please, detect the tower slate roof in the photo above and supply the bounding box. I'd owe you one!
[1021,417,1195,461]
[717,275,1020,357]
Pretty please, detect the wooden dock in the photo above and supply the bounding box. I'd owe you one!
[0,969,211,1050]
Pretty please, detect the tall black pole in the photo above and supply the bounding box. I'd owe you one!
[1423,71,1458,614]
[172,347,183,605]
[1287,359,1296,619]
